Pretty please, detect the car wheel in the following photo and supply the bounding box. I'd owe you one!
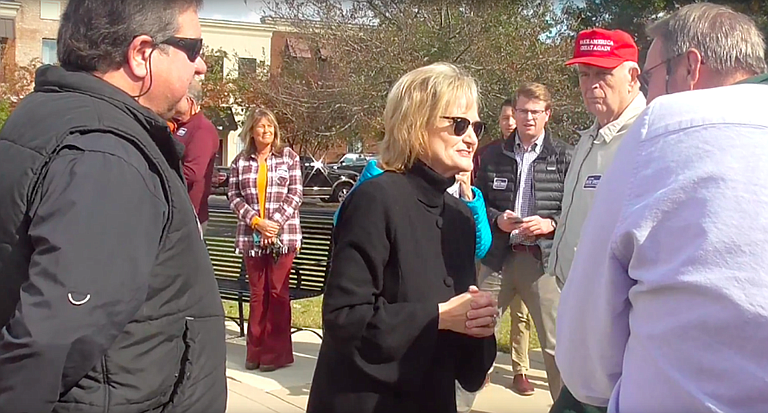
[332,182,353,203]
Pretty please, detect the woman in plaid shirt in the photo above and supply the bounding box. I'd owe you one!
[228,108,303,372]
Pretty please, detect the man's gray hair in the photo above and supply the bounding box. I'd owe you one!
[58,0,204,73]
[188,78,203,103]
[646,2,767,76]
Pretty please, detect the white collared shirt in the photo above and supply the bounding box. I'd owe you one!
[556,83,768,412]
[549,94,646,283]
[510,132,544,245]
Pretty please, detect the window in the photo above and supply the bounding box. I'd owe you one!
[203,53,224,78]
[40,1,61,20]
[0,38,8,82]
[42,38,57,65]
[238,57,259,78]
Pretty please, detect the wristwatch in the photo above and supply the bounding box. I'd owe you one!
[550,218,557,230]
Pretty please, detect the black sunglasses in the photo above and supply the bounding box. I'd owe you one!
[160,36,203,62]
[440,116,486,138]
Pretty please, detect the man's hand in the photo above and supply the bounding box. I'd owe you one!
[497,210,524,233]
[519,215,555,237]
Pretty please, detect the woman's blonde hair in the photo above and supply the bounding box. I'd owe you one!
[239,107,284,156]
[379,62,479,172]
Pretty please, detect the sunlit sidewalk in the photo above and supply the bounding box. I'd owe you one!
[224,321,554,412]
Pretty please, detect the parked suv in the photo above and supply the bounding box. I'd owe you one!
[329,153,374,175]
[301,156,358,203]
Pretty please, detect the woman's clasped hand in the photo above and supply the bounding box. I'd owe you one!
[438,285,499,338]
[253,218,280,238]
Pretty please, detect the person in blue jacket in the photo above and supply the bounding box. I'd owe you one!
[335,158,492,260]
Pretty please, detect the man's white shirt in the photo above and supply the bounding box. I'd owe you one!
[557,83,768,412]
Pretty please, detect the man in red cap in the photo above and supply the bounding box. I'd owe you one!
[548,28,645,413]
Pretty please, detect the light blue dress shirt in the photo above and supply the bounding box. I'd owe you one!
[556,84,768,412]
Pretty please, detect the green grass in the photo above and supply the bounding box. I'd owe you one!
[224,295,540,352]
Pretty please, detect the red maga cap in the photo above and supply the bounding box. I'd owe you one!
[565,28,638,69]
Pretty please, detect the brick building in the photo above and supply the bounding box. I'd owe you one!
[264,17,377,162]
[0,2,374,164]
[0,0,61,68]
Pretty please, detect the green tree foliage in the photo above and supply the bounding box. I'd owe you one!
[566,0,768,64]
[265,0,592,146]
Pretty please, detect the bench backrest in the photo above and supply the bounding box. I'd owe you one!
[205,205,334,299]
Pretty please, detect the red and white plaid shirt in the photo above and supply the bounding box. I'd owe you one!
[228,147,303,256]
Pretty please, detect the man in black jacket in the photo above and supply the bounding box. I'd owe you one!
[0,1,227,412]
[475,82,572,401]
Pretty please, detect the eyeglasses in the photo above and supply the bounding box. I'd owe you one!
[440,116,486,138]
[639,53,683,92]
[160,36,203,62]
[514,108,547,117]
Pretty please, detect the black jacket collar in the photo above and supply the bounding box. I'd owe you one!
[405,159,454,209]
[34,65,184,160]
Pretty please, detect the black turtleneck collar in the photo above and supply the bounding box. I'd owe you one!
[405,159,454,209]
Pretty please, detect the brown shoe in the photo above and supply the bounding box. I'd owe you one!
[244,361,259,371]
[259,362,292,373]
[258,364,278,372]
[511,374,535,396]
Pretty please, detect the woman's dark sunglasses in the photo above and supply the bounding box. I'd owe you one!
[160,36,204,62]
[440,116,486,138]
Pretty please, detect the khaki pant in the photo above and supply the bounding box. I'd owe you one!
[479,250,562,401]
[509,295,530,375]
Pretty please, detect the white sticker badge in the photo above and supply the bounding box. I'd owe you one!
[276,167,290,178]
[583,174,602,190]
[493,177,508,190]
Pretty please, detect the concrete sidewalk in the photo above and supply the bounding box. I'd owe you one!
[225,322,554,412]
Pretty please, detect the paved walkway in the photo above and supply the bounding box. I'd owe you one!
[224,322,554,412]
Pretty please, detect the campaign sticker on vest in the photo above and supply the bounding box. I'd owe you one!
[177,127,187,137]
[276,166,290,178]
[583,174,602,190]
[493,177,508,190]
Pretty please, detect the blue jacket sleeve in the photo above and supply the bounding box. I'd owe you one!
[462,187,492,259]
[334,160,383,225]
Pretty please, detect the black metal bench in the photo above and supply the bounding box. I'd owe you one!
[205,204,334,340]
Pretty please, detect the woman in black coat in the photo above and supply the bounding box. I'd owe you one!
[307,62,498,413]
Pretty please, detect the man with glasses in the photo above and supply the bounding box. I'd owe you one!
[548,27,645,413]
[475,82,572,401]
[0,1,226,412]
[557,3,768,412]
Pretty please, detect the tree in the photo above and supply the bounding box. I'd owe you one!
[0,45,38,128]
[264,0,592,145]
[567,0,768,64]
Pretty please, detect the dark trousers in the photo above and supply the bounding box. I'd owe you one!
[244,252,296,367]
[549,385,607,413]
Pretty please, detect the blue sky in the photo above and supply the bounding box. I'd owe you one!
[200,0,268,22]
[201,0,585,22]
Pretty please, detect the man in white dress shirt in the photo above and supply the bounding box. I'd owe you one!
[548,27,646,413]
[556,3,768,412]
